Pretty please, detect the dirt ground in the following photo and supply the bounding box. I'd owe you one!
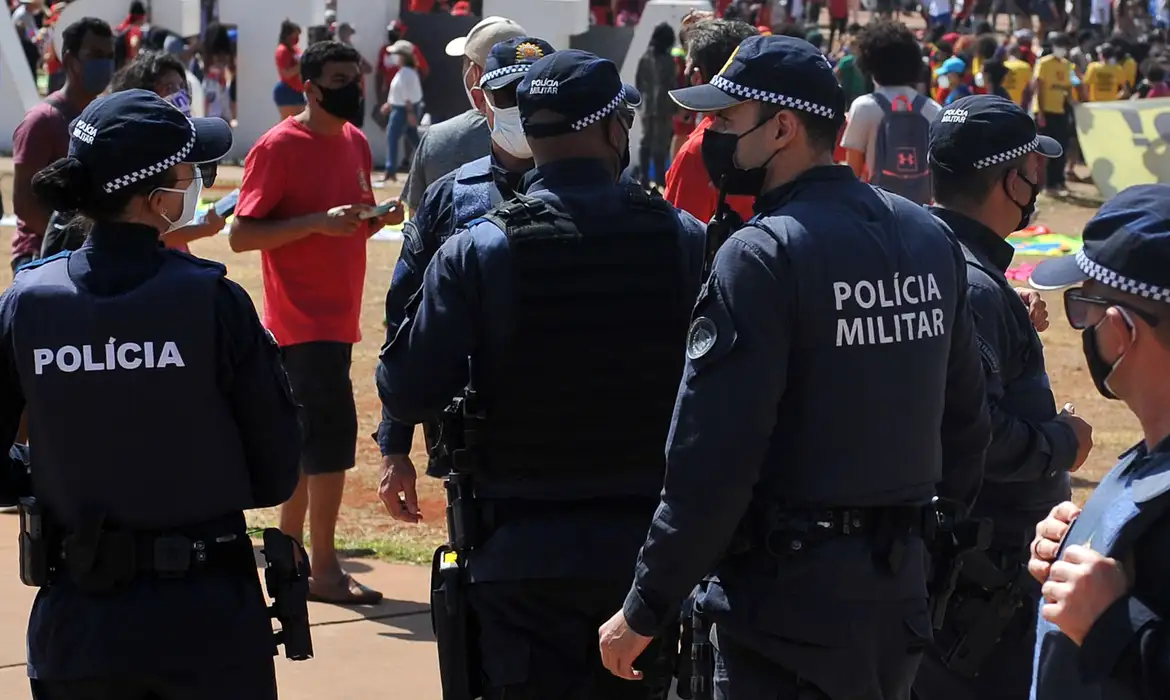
[0,161,1140,563]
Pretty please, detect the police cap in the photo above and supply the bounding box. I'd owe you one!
[1031,184,1170,303]
[68,89,232,195]
[929,94,1062,173]
[668,35,843,120]
[517,49,641,138]
[479,36,556,91]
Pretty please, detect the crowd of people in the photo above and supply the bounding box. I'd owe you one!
[4,1,1170,700]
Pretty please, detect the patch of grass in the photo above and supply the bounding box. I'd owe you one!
[245,505,446,567]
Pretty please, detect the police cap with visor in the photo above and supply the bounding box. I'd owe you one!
[480,36,556,91]
[516,49,641,137]
[667,34,844,120]
[928,94,1063,173]
[67,88,233,193]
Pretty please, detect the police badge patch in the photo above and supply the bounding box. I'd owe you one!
[687,317,718,360]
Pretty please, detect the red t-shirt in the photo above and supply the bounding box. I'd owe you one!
[12,91,76,259]
[275,43,303,91]
[664,115,755,224]
[829,0,849,18]
[236,118,377,347]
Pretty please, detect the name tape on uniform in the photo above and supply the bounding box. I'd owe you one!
[34,340,185,375]
[833,274,945,347]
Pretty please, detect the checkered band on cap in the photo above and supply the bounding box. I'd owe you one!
[1076,249,1170,302]
[102,121,196,194]
[709,75,836,119]
[480,63,529,87]
[569,86,628,131]
[973,136,1039,170]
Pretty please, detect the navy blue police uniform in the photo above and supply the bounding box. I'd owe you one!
[0,90,301,700]
[1028,184,1170,700]
[913,95,1078,700]
[376,50,707,698]
[376,37,555,462]
[622,36,991,700]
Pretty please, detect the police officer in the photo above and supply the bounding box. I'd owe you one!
[913,94,1095,700]
[376,36,556,519]
[0,89,302,699]
[376,50,707,698]
[1024,184,1170,700]
[598,35,991,700]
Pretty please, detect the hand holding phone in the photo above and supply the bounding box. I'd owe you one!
[359,199,402,220]
[214,189,240,219]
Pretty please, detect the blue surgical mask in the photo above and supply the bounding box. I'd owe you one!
[81,58,115,95]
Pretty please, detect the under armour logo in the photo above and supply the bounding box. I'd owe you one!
[896,149,919,172]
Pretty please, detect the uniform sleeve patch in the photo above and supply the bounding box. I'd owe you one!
[403,221,424,255]
[687,317,718,360]
[976,334,1001,376]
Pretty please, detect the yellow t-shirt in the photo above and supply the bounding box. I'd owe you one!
[1034,55,1073,114]
[1003,58,1033,105]
[1122,56,1138,90]
[1084,61,1122,101]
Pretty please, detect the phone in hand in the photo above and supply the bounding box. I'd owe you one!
[359,199,402,220]
[214,189,240,218]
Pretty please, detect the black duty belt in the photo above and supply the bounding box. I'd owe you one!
[57,531,256,582]
[758,505,927,556]
[480,496,659,531]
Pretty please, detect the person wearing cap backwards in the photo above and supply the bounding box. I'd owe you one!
[0,89,301,699]
[375,36,555,520]
[598,35,991,699]
[911,94,1095,700]
[400,17,526,212]
[377,49,707,698]
[1024,184,1170,700]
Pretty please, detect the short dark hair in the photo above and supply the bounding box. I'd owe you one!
[932,156,1025,207]
[129,1,147,17]
[1099,44,1117,60]
[758,102,843,154]
[686,20,758,80]
[857,20,925,87]
[650,22,675,54]
[300,40,360,83]
[976,34,999,60]
[109,50,188,94]
[983,58,1008,86]
[1148,63,1167,82]
[62,17,113,57]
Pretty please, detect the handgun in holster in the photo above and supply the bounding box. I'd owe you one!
[937,552,1033,677]
[262,528,314,661]
[925,497,993,630]
[431,471,482,700]
[18,497,55,587]
[689,590,715,700]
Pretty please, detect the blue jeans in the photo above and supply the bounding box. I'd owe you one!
[385,106,419,175]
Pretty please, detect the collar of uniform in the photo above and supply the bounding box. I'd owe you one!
[488,150,526,197]
[752,165,855,215]
[522,158,615,193]
[85,222,166,251]
[929,207,1015,272]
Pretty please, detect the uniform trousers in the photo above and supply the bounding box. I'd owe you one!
[30,659,278,700]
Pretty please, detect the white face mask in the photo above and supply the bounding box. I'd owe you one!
[937,75,952,89]
[153,172,203,233]
[487,101,532,159]
[1107,57,1118,65]
[1054,47,1068,58]
[974,72,986,88]
[463,64,477,109]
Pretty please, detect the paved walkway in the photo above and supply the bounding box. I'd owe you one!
[0,514,441,699]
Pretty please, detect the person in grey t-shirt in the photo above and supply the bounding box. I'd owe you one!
[401,16,525,211]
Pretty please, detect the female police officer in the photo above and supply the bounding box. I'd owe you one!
[0,89,302,699]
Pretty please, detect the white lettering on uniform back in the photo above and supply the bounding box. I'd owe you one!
[32,340,186,375]
[832,273,949,347]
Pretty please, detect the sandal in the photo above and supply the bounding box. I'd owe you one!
[307,573,383,605]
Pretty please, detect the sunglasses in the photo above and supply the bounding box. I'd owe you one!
[1063,287,1162,329]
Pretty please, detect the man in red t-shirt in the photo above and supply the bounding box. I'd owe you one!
[232,41,403,606]
[11,16,114,271]
[664,19,757,224]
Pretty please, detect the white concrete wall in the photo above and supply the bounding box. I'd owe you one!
[337,0,396,167]
[0,3,42,152]
[150,0,203,40]
[219,0,318,161]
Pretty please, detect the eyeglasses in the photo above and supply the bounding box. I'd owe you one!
[616,107,635,129]
[1063,287,1162,329]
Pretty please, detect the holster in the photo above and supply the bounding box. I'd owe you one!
[925,498,993,630]
[18,497,54,587]
[689,591,715,700]
[262,528,314,661]
[675,590,697,700]
[936,551,1032,678]
[430,544,480,700]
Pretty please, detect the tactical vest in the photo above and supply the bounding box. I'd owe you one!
[1031,446,1170,700]
[451,156,504,235]
[12,252,253,532]
[749,182,963,507]
[473,189,690,485]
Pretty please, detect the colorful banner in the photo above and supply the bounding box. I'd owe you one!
[1075,97,1170,199]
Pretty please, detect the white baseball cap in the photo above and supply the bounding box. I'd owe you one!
[445,16,526,66]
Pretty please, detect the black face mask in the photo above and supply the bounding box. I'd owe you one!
[1005,170,1040,231]
[700,117,780,197]
[609,115,631,179]
[317,81,364,124]
[1082,317,1133,400]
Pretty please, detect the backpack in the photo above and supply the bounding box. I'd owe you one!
[871,93,933,205]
